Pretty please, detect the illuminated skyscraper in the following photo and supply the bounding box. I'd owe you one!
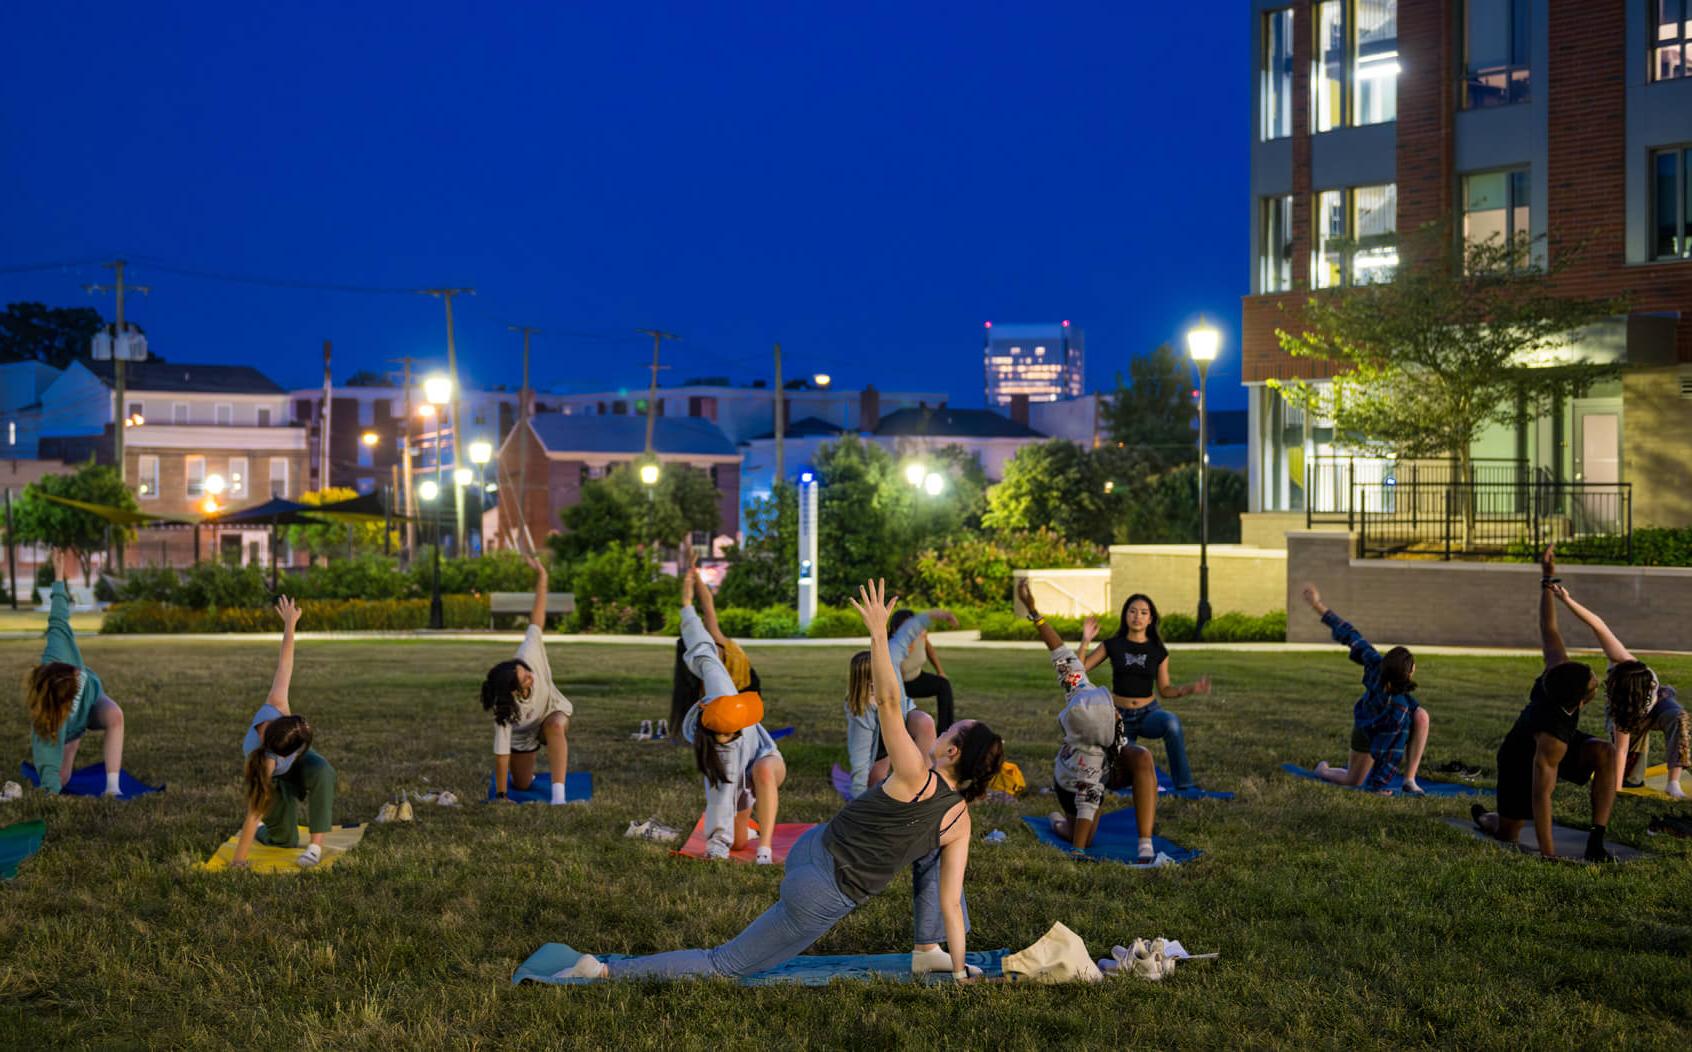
[981,321,1084,407]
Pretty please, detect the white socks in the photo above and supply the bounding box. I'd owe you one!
[104,771,122,797]
[754,846,773,865]
[296,843,323,868]
[1667,777,1687,800]
[910,948,952,974]
[550,781,567,805]
[1138,837,1155,862]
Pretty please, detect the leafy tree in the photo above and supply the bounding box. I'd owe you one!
[284,488,396,562]
[717,483,798,609]
[343,370,389,387]
[913,528,1105,608]
[1119,463,1247,545]
[982,440,1118,546]
[11,462,140,582]
[0,302,108,368]
[567,541,676,633]
[812,434,905,601]
[1273,226,1627,489]
[1102,343,1199,469]
[550,464,721,563]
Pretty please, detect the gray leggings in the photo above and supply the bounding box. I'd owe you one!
[608,825,966,979]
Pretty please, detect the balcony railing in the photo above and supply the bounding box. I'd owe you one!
[1353,480,1632,561]
[1305,457,1531,528]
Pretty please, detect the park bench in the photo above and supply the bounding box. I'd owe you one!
[488,591,575,629]
[37,586,99,611]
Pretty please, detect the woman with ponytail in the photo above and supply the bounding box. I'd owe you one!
[560,579,1004,983]
[482,553,574,804]
[231,597,337,869]
[26,548,127,796]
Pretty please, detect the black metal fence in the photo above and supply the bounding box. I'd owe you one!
[1354,481,1632,561]
[1305,457,1530,528]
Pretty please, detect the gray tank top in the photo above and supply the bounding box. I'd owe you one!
[821,771,963,903]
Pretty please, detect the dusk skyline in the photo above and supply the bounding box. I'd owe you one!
[1,3,1249,408]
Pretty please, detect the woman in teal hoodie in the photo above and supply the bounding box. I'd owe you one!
[26,550,126,796]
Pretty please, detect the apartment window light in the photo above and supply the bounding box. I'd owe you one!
[1465,0,1531,108]
[1652,146,1692,260]
[1261,194,1295,292]
[1262,8,1295,140]
[1314,184,1398,288]
[1463,169,1532,269]
[1653,0,1691,81]
[1352,1,1398,124]
[1314,1,1347,132]
[185,455,206,498]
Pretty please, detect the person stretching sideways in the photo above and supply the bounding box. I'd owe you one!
[889,608,956,732]
[1471,547,1620,862]
[1077,592,1210,791]
[1019,579,1158,860]
[843,604,950,797]
[481,553,574,804]
[25,548,128,796]
[560,579,1005,982]
[231,597,337,868]
[1539,547,1687,800]
[1299,583,1430,795]
[679,567,787,863]
[669,550,760,741]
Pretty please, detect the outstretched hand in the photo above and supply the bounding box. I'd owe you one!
[1301,583,1326,614]
[1541,545,1556,577]
[847,579,900,634]
[1015,578,1037,617]
[1082,615,1099,646]
[275,595,302,629]
[1192,674,1212,696]
[927,608,958,629]
[523,551,547,578]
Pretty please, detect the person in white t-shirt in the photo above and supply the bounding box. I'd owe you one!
[481,554,575,804]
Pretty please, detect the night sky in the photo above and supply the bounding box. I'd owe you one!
[1,2,1248,409]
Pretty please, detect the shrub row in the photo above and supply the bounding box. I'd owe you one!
[974,608,1284,643]
[111,552,541,607]
[1504,528,1692,568]
[102,596,490,633]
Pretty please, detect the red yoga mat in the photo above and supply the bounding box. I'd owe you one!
[674,817,816,864]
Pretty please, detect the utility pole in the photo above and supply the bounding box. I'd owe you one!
[387,355,419,556]
[509,325,540,553]
[773,342,785,486]
[423,288,474,552]
[320,340,333,491]
[85,259,150,574]
[635,329,678,456]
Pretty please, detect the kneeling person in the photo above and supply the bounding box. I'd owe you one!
[483,554,574,804]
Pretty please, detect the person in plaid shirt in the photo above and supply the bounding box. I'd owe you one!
[1300,583,1430,796]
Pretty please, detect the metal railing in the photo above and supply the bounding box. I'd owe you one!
[1355,480,1632,561]
[1306,457,1530,528]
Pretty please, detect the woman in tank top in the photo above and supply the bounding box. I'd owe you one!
[1077,593,1211,791]
[561,580,1005,983]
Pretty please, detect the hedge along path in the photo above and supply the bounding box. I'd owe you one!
[0,637,1688,1048]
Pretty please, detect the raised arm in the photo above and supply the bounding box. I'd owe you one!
[1077,616,1109,671]
[1553,589,1634,665]
[1305,583,1380,669]
[41,549,83,668]
[848,580,927,797]
[524,553,549,630]
[1155,658,1210,700]
[1538,548,1570,670]
[694,569,732,649]
[1016,579,1066,652]
[266,597,302,714]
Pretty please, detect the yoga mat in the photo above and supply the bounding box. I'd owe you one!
[20,762,163,799]
[200,824,367,873]
[1114,767,1234,801]
[673,817,816,864]
[1619,764,1684,802]
[0,819,46,880]
[513,943,1009,986]
[1021,807,1201,866]
[1441,817,1646,863]
[770,726,795,740]
[487,770,594,804]
[1280,763,1487,797]
[830,763,855,801]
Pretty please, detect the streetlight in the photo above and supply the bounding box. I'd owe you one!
[423,375,456,554]
[419,479,444,629]
[361,430,380,447]
[904,462,926,487]
[639,462,661,486]
[813,373,832,388]
[1186,317,1221,636]
[923,471,945,496]
[205,474,227,497]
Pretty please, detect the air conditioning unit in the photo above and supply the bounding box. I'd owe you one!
[90,326,149,362]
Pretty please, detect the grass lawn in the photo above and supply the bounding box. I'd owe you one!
[1,635,1689,1049]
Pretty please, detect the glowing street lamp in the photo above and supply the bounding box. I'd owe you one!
[904,462,926,487]
[813,373,832,388]
[639,461,661,486]
[418,479,440,502]
[205,474,227,497]
[1185,317,1222,634]
[361,430,380,447]
[468,440,493,466]
[923,472,945,496]
[423,374,453,406]
[454,467,473,487]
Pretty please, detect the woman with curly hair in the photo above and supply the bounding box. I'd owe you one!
[481,553,573,804]
[25,549,127,796]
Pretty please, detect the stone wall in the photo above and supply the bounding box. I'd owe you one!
[1109,544,1287,619]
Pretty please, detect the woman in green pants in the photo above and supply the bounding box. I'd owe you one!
[231,597,337,869]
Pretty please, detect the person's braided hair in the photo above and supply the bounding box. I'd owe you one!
[481,659,529,726]
[1605,660,1659,735]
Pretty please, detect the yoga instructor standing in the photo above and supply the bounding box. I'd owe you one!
[561,579,1005,982]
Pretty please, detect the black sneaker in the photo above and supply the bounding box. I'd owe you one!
[1647,814,1692,838]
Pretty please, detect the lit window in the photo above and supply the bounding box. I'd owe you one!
[138,455,159,499]
[1652,147,1692,260]
[1353,1,1398,125]
[1465,0,1531,108]
[185,455,206,498]
[1653,0,1690,81]
[229,456,248,498]
[1262,8,1294,140]
[1314,184,1398,288]
[1463,170,1532,269]
[1261,194,1294,292]
[269,458,289,499]
[1314,1,1346,132]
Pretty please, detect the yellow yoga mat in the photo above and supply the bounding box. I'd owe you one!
[1619,764,1684,802]
[200,825,367,873]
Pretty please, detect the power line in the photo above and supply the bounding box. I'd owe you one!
[0,259,109,277]
[126,255,426,296]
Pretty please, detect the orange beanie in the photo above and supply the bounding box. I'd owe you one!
[700,691,764,734]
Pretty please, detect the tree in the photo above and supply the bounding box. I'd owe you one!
[284,488,396,562]
[1101,343,1199,470]
[550,463,721,562]
[1273,226,1628,490]
[0,302,108,368]
[344,370,389,387]
[1120,463,1247,545]
[982,440,1118,546]
[813,434,902,601]
[717,483,797,609]
[11,462,139,582]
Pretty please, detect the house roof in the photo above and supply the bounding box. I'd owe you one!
[874,406,1045,439]
[85,360,286,395]
[528,413,739,457]
[745,415,854,442]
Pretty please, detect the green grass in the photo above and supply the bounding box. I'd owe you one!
[1,637,1690,1049]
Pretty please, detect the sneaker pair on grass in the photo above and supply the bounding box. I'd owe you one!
[623,817,682,844]
[630,719,670,742]
[704,827,772,864]
[375,800,415,824]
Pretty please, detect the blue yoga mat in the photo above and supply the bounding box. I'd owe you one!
[1113,767,1234,801]
[488,770,594,803]
[513,942,1009,986]
[770,726,795,740]
[1280,763,1488,797]
[21,762,163,799]
[1021,807,1201,866]
[0,819,46,880]
[830,763,855,801]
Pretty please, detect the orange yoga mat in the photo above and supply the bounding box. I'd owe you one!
[674,817,816,864]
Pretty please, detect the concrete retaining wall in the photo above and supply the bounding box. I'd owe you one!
[1109,544,1287,618]
[1010,568,1111,618]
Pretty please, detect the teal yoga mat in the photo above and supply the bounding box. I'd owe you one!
[514,943,1008,985]
[0,819,46,880]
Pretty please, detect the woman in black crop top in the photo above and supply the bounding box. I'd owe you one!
[1077,593,1211,791]
[561,580,1005,983]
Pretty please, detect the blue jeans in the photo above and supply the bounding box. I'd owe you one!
[1117,702,1194,789]
[607,826,965,979]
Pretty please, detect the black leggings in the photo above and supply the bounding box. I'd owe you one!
[903,672,954,732]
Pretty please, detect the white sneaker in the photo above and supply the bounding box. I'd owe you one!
[296,845,323,868]
[631,719,652,741]
[375,803,399,823]
[654,719,669,741]
[435,791,459,807]
[754,846,774,865]
[624,819,652,839]
[558,953,606,980]
[1,781,24,802]
[705,830,731,860]
[642,820,681,843]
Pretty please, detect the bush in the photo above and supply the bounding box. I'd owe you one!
[805,606,863,639]
[1159,612,1198,643]
[716,607,757,638]
[912,528,1105,609]
[115,566,181,603]
[1506,528,1692,568]
[178,562,270,609]
[976,610,1088,641]
[565,542,675,633]
[102,595,489,633]
[295,554,418,601]
[1198,610,1286,643]
[752,606,800,639]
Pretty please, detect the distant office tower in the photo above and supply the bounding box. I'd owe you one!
[982,321,1083,407]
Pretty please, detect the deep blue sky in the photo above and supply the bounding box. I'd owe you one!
[1,2,1248,409]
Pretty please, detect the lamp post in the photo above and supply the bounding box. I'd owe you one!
[419,478,443,628]
[423,374,453,552]
[1185,318,1221,635]
[469,439,493,556]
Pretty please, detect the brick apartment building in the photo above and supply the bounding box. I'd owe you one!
[1243,0,1692,531]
